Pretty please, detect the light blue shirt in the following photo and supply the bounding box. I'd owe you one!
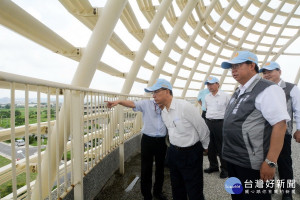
[197,88,210,111]
[133,99,167,137]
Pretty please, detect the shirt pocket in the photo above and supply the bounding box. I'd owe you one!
[173,117,185,133]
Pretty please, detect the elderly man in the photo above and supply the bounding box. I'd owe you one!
[145,79,210,200]
[221,51,290,200]
[203,76,230,179]
[260,61,300,200]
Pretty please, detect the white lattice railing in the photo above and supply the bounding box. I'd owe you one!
[0,71,145,199]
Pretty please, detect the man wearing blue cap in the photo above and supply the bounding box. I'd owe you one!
[260,61,300,200]
[145,79,210,200]
[107,80,168,200]
[221,51,290,200]
[203,76,230,179]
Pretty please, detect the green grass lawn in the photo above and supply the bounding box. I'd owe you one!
[0,171,37,198]
[0,155,38,197]
[0,155,10,168]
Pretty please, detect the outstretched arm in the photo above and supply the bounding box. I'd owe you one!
[106,100,135,109]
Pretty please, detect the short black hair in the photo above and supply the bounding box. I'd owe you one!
[245,61,258,73]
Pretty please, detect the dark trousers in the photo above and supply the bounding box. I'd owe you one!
[168,142,205,200]
[201,111,206,120]
[141,134,167,199]
[206,119,227,172]
[277,134,294,196]
[227,162,272,200]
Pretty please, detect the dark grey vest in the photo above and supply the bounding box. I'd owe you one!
[222,76,274,170]
[280,81,294,135]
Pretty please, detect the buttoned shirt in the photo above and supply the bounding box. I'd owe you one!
[278,80,300,129]
[161,98,210,149]
[197,88,210,111]
[235,74,290,125]
[205,90,230,119]
[133,99,167,137]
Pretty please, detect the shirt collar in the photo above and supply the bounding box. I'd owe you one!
[162,98,176,113]
[239,74,259,91]
[208,90,220,97]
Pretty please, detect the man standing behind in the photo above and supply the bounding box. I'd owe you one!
[106,94,167,200]
[260,61,300,200]
[221,51,290,200]
[197,88,210,120]
[203,76,230,179]
[145,79,210,200]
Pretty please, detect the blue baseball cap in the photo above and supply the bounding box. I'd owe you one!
[205,76,219,85]
[221,51,258,69]
[259,61,281,73]
[144,79,172,92]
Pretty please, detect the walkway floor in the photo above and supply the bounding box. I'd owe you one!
[94,149,300,200]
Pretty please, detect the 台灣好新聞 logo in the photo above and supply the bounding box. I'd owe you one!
[224,177,243,194]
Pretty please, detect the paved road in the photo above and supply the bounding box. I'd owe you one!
[0,142,46,160]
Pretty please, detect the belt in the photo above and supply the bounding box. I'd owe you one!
[206,118,223,122]
[142,134,165,139]
[171,141,200,151]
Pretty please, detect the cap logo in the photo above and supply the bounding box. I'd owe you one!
[208,76,213,80]
[162,84,168,88]
[234,52,239,58]
[265,62,271,66]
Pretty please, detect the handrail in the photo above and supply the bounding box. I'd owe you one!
[0,72,145,199]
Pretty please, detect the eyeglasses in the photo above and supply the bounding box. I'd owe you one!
[231,62,245,70]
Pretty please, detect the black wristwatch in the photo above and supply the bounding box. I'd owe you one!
[265,158,277,168]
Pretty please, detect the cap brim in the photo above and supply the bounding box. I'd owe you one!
[259,66,278,73]
[144,86,159,93]
[221,62,232,69]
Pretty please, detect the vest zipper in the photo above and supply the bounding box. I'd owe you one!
[246,132,255,155]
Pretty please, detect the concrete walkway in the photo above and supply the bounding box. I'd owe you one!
[95,139,300,200]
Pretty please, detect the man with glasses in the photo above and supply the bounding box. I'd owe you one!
[203,76,230,179]
[221,51,290,200]
[260,61,300,200]
[145,79,210,200]
[107,80,168,200]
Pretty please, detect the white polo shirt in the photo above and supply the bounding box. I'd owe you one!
[237,74,290,126]
[161,98,210,149]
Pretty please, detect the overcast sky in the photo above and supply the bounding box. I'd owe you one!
[1,0,300,98]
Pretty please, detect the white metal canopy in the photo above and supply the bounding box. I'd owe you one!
[0,0,300,96]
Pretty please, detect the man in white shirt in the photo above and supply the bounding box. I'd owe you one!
[145,79,210,200]
[203,76,230,179]
[260,61,300,200]
[221,51,290,200]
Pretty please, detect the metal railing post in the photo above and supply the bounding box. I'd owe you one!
[118,97,125,174]
[72,91,84,199]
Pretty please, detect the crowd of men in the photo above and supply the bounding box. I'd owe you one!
[107,51,300,200]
